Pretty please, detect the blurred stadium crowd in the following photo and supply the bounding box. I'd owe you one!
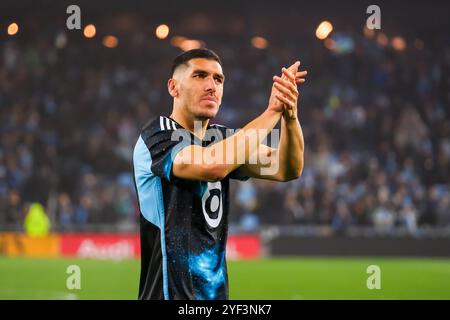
[1,8,449,234]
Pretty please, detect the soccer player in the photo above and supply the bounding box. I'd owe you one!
[133,48,306,300]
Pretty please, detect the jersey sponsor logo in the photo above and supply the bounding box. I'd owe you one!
[201,182,223,228]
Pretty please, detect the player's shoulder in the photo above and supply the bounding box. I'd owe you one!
[140,116,179,140]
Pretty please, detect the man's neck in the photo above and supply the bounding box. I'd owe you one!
[170,108,209,140]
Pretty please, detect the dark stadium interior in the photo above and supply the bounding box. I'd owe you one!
[1,0,449,236]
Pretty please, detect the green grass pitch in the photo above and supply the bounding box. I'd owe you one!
[1,256,450,299]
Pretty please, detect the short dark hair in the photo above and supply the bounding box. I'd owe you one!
[170,48,222,77]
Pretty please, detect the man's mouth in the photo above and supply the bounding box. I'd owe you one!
[201,96,217,103]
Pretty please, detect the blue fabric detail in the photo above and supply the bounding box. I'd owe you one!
[163,141,189,182]
[133,135,169,300]
[188,248,226,300]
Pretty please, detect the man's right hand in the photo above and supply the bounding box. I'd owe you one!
[267,61,307,115]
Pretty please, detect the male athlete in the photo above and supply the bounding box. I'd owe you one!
[133,48,306,300]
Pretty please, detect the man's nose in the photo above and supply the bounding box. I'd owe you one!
[204,76,216,92]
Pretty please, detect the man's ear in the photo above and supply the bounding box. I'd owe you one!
[168,78,179,98]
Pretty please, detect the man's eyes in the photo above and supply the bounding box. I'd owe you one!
[193,74,223,83]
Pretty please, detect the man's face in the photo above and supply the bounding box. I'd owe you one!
[172,58,224,120]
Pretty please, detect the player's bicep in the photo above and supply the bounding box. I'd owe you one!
[172,145,200,180]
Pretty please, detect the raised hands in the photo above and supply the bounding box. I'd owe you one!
[268,61,307,120]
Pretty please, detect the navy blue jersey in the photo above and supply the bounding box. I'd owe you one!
[133,116,246,300]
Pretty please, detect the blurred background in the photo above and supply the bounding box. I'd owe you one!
[1,0,450,299]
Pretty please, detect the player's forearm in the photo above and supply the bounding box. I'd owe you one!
[211,108,282,177]
[276,115,304,180]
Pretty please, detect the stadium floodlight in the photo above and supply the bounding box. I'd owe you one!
[315,21,333,40]
[102,35,118,48]
[156,24,170,40]
[7,22,19,36]
[84,24,96,38]
[251,36,269,49]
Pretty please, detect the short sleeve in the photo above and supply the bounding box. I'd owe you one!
[141,116,191,182]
